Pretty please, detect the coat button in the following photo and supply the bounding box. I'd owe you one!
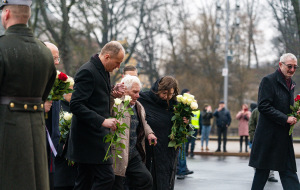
[10,102,14,108]
[24,104,28,110]
[33,105,37,110]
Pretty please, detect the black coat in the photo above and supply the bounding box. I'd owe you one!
[67,55,112,164]
[138,79,177,190]
[249,70,296,172]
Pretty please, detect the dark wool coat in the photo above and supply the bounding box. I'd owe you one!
[138,79,178,190]
[0,24,56,190]
[67,55,112,164]
[249,69,297,172]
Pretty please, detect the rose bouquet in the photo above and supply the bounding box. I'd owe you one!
[47,70,74,101]
[288,94,300,135]
[103,95,134,167]
[168,93,198,149]
[59,111,73,142]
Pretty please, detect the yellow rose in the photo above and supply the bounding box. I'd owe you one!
[182,97,188,104]
[114,98,122,105]
[190,102,198,110]
[63,112,73,120]
[176,95,183,102]
[124,95,132,102]
[186,98,193,105]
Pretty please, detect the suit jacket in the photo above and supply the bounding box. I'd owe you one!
[249,69,296,172]
[67,55,112,164]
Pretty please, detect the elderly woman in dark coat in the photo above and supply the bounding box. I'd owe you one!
[139,76,182,190]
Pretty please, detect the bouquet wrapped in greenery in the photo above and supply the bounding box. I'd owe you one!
[47,71,74,101]
[288,94,300,135]
[59,111,72,143]
[168,93,198,149]
[103,95,134,167]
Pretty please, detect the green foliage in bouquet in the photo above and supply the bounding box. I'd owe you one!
[59,111,72,143]
[103,96,134,168]
[168,93,198,149]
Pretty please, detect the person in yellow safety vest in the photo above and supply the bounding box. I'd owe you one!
[186,109,202,157]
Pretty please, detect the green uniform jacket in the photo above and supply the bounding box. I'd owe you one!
[0,24,56,190]
[248,108,259,142]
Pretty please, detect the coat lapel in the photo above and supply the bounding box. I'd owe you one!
[91,56,111,93]
[276,70,290,92]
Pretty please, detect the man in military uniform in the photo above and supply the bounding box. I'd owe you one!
[0,1,57,190]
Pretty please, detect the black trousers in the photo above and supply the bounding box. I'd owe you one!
[112,155,153,190]
[251,152,300,190]
[73,163,114,190]
[217,127,227,151]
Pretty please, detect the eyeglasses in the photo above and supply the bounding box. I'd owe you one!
[282,62,299,70]
[54,57,60,62]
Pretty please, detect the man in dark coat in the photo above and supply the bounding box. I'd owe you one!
[44,42,61,190]
[0,1,57,189]
[213,101,231,152]
[67,41,125,190]
[249,53,300,190]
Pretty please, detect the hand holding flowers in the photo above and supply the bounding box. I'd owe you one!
[103,95,134,167]
[288,94,300,135]
[168,93,198,149]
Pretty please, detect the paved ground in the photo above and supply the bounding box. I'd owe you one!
[174,156,300,190]
[173,139,300,190]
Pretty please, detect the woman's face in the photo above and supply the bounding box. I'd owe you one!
[158,88,175,101]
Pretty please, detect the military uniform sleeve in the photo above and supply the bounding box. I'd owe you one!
[42,66,56,101]
[70,69,106,127]
[249,109,258,142]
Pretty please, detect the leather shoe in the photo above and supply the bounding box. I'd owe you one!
[215,149,221,152]
[185,170,194,175]
[268,177,278,182]
[177,175,185,180]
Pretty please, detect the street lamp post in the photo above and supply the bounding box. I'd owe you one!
[217,0,240,108]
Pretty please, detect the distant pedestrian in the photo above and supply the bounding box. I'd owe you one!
[214,101,231,152]
[236,104,251,153]
[249,53,300,189]
[201,104,213,151]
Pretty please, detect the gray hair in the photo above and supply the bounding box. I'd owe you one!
[100,41,125,57]
[121,75,142,90]
[280,53,297,63]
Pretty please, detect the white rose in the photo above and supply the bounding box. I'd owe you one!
[63,112,72,120]
[176,95,183,102]
[190,102,198,110]
[124,95,132,102]
[114,98,122,106]
[67,77,74,87]
[56,70,61,78]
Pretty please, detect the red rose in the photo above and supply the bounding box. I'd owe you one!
[58,72,68,81]
[294,94,300,102]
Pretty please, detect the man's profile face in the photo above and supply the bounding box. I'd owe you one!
[105,51,124,72]
[125,82,140,105]
[279,58,298,79]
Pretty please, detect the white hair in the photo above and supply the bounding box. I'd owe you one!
[121,75,142,90]
[280,53,297,63]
